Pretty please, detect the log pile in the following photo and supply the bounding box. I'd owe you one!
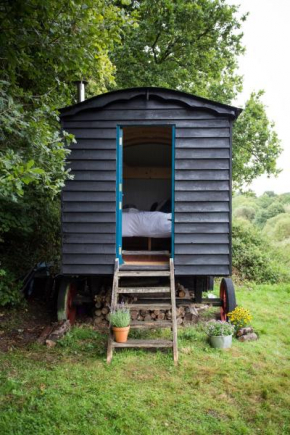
[237,327,258,342]
[93,284,210,329]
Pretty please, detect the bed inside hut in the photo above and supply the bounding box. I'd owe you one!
[121,126,173,266]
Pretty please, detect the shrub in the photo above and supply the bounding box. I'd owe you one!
[108,305,131,328]
[0,268,23,307]
[228,307,252,331]
[205,321,235,337]
[232,219,288,283]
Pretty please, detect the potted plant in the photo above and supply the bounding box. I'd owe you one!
[108,304,131,343]
[205,321,235,349]
[227,307,252,335]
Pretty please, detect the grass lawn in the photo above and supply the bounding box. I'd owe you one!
[0,283,290,435]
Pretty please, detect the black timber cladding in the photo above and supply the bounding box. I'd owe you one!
[60,87,241,276]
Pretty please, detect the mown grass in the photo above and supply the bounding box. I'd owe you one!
[0,283,290,435]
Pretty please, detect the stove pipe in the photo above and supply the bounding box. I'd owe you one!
[74,80,87,103]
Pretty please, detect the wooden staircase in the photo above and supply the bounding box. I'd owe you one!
[107,258,178,364]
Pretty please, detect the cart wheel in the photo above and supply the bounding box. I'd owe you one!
[220,278,236,321]
[57,279,77,324]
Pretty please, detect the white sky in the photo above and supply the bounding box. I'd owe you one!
[228,0,290,195]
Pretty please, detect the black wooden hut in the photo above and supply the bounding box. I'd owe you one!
[60,87,241,274]
[58,88,241,360]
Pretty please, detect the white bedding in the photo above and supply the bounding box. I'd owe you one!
[122,209,171,238]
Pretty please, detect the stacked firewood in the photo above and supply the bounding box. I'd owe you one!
[93,286,112,328]
[93,283,210,328]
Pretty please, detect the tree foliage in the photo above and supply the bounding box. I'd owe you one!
[112,0,245,102]
[110,1,281,187]
[0,0,132,200]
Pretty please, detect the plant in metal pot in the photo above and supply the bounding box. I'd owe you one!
[205,321,235,349]
[108,303,131,343]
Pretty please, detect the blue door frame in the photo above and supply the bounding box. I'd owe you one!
[116,125,176,263]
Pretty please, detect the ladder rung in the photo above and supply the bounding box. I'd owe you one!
[130,320,172,329]
[117,287,170,294]
[123,303,172,310]
[122,250,170,256]
[118,271,170,277]
[112,339,173,348]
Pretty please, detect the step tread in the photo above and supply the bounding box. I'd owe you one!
[112,339,173,348]
[118,270,170,277]
[122,250,170,256]
[117,287,170,294]
[124,303,172,310]
[130,320,172,329]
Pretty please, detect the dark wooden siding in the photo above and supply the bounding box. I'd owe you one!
[61,95,232,276]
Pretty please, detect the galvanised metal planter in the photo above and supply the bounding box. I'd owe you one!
[210,335,232,349]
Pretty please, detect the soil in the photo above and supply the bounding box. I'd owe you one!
[0,297,56,352]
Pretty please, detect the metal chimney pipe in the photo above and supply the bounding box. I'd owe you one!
[74,80,87,103]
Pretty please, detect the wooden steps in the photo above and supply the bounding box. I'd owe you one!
[117,270,170,277]
[130,320,172,329]
[107,258,178,364]
[117,287,170,294]
[112,339,173,348]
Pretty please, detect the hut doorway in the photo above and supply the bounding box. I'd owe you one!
[116,125,175,265]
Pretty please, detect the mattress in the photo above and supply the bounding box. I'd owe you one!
[122,209,171,238]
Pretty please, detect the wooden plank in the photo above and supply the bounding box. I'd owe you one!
[62,264,114,274]
[174,255,229,266]
[170,259,178,364]
[176,128,229,138]
[175,234,229,244]
[122,250,170,256]
[63,192,115,202]
[118,271,170,277]
[68,160,115,171]
[175,138,230,148]
[68,150,115,160]
[175,223,229,234]
[62,244,115,254]
[175,170,229,181]
[64,119,230,129]
[112,339,173,348]
[71,171,115,181]
[67,109,217,121]
[68,128,116,139]
[175,244,229,254]
[117,287,170,294]
[175,191,230,202]
[175,159,229,170]
[63,233,115,244]
[63,213,115,223]
[175,202,230,212]
[69,139,116,149]
[175,181,229,191]
[130,321,172,329]
[62,254,115,265]
[175,265,230,276]
[63,223,115,233]
[123,303,172,309]
[63,202,116,212]
[64,181,115,192]
[175,212,229,223]
[176,149,230,159]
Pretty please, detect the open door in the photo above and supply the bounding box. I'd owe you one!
[116,125,175,265]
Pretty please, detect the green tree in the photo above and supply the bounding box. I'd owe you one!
[0,0,132,200]
[111,1,281,188]
[0,0,133,304]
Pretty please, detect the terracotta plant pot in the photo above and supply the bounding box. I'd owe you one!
[112,326,130,343]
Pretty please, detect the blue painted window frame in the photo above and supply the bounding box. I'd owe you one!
[116,124,176,262]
